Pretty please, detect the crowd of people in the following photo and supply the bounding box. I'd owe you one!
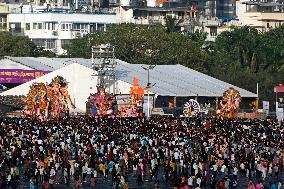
[0,115,283,189]
[0,95,25,110]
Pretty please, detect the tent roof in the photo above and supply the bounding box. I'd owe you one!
[0,58,34,70]
[0,63,133,112]
[1,56,257,97]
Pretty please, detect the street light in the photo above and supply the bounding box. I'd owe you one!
[142,64,156,118]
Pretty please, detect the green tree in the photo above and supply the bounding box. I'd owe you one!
[64,35,92,58]
[0,31,55,58]
[211,26,284,103]
[214,26,260,68]
[165,16,183,33]
[65,24,206,71]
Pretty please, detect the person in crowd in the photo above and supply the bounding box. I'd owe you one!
[0,116,283,188]
[256,180,264,189]
[247,180,255,189]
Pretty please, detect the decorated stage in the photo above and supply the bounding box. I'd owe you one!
[0,72,254,121]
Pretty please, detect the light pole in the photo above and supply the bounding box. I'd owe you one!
[142,64,156,118]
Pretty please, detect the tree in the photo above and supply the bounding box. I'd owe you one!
[65,24,206,71]
[64,35,91,58]
[212,26,284,103]
[258,25,284,71]
[0,31,55,58]
[35,47,56,58]
[165,16,183,33]
[187,30,207,46]
[214,26,260,68]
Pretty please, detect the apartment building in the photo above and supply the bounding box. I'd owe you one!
[118,6,198,27]
[237,0,284,32]
[8,12,118,54]
[0,3,9,31]
[4,0,226,53]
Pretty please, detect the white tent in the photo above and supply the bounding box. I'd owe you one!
[0,63,133,112]
[1,57,257,97]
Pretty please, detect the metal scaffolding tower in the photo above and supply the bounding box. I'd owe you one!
[91,44,117,94]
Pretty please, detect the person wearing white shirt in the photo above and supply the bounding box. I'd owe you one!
[74,162,79,172]
[196,177,202,187]
[39,146,43,152]
[94,170,97,177]
[212,164,218,172]
[50,167,56,177]
[55,162,60,170]
[188,176,193,187]
[37,139,42,145]
[60,141,65,149]
[220,164,226,177]
[7,173,12,188]
[86,167,92,182]
[233,166,238,180]
[113,148,117,155]
[151,159,155,170]
[149,138,153,146]
[174,151,179,160]
[133,164,137,176]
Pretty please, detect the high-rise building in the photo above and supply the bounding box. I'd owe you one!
[187,0,236,18]
[216,0,236,18]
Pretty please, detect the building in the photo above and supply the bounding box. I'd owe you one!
[216,0,236,18]
[193,0,236,19]
[1,0,89,11]
[203,0,284,41]
[6,4,222,52]
[0,3,9,31]
[4,0,226,52]
[116,5,221,33]
[113,3,222,40]
[237,0,284,32]
[118,6,198,31]
[7,12,118,54]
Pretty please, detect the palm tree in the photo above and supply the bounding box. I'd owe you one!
[165,16,183,33]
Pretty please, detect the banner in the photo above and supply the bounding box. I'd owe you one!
[274,85,284,93]
[235,112,258,119]
[0,69,50,84]
[262,101,269,114]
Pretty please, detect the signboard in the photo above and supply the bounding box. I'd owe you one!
[263,101,269,114]
[0,69,50,84]
[235,112,258,119]
[274,85,284,93]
